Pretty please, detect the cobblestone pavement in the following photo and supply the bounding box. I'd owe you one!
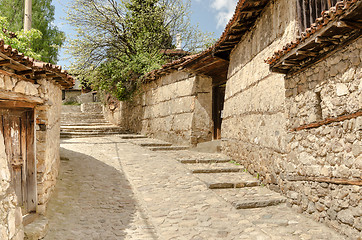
[45,135,345,240]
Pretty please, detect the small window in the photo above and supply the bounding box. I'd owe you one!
[297,0,339,32]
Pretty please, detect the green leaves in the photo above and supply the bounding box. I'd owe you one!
[0,0,65,64]
[0,17,42,59]
[67,0,214,101]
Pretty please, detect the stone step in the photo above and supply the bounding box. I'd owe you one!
[61,105,81,113]
[191,140,222,153]
[61,121,110,126]
[61,122,113,126]
[195,172,259,189]
[148,146,189,151]
[177,158,232,164]
[185,162,245,173]
[117,134,148,139]
[60,127,124,133]
[61,113,105,118]
[139,142,173,147]
[24,215,49,240]
[60,132,125,138]
[213,187,287,209]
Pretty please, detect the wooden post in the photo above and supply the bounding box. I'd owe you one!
[24,0,32,32]
[26,109,37,213]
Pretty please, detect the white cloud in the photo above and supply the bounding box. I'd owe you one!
[210,0,238,28]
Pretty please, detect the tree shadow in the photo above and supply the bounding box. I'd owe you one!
[44,147,156,240]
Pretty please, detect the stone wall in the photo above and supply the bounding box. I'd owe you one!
[282,37,362,238]
[222,0,298,177]
[36,79,62,214]
[222,0,361,237]
[0,72,63,238]
[104,71,213,146]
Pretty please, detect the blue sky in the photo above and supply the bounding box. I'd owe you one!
[53,0,238,69]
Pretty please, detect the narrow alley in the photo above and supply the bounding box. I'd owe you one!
[43,134,344,239]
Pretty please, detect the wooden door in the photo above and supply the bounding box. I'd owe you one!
[0,108,36,214]
[212,84,226,140]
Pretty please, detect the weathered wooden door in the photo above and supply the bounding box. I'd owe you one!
[0,107,36,214]
[212,84,226,140]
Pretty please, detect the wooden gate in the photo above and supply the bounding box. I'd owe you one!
[0,107,36,214]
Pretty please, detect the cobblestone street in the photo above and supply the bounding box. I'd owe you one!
[45,135,345,239]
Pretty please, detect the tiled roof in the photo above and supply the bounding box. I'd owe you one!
[266,0,361,73]
[143,54,198,81]
[0,39,74,88]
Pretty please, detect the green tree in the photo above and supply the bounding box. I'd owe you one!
[67,0,214,101]
[0,0,65,64]
[0,17,42,59]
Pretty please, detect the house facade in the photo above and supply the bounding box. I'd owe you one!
[104,0,361,237]
[0,42,73,239]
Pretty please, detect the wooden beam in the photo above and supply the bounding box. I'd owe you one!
[240,6,265,14]
[270,66,289,74]
[282,60,300,66]
[16,69,33,76]
[315,36,340,44]
[0,59,11,66]
[286,175,362,186]
[0,90,44,104]
[336,20,362,30]
[26,110,37,213]
[291,110,362,131]
[0,100,37,108]
[296,50,318,56]
[46,73,57,77]
[34,70,46,76]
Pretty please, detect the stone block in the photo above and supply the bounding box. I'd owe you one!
[335,83,349,96]
[337,209,354,226]
[14,81,39,96]
[0,75,4,89]
[4,75,15,91]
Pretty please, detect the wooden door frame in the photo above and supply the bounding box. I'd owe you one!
[0,103,37,214]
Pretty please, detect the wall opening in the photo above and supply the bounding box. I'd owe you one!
[212,83,226,140]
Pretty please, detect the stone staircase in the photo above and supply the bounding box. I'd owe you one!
[178,156,287,209]
[132,137,287,210]
[60,103,130,138]
[130,138,189,151]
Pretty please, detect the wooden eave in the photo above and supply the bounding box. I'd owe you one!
[0,41,74,89]
[179,0,269,82]
[144,0,270,83]
[212,0,270,61]
[270,1,362,74]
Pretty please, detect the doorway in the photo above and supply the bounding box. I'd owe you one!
[0,107,36,215]
[212,83,226,140]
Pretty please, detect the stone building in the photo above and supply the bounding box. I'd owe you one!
[0,41,73,239]
[104,0,361,238]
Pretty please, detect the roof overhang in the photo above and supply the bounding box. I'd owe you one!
[144,0,271,84]
[0,41,74,89]
[267,0,362,74]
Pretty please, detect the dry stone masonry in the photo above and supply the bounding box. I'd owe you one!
[281,37,362,237]
[104,71,213,146]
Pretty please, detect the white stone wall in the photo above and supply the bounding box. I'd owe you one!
[36,79,62,214]
[104,71,213,146]
[283,38,362,238]
[222,0,298,177]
